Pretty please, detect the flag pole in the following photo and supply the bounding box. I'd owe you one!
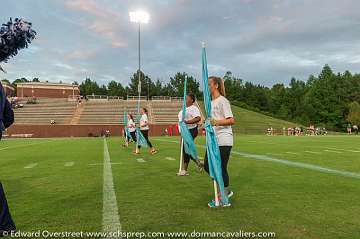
[135,22,141,154]
[124,110,129,147]
[214,180,220,207]
[178,138,184,173]
[203,41,220,205]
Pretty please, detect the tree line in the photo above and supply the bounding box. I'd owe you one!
[3,64,360,131]
[223,65,360,131]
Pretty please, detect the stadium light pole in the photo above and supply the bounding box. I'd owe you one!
[129,10,150,102]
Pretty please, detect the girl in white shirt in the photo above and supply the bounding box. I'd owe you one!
[136,108,157,154]
[204,76,235,208]
[126,114,136,143]
[177,93,201,176]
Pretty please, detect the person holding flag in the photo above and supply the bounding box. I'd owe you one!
[135,108,157,155]
[177,93,201,176]
[127,113,137,143]
[204,76,235,207]
[123,112,136,147]
[201,44,234,208]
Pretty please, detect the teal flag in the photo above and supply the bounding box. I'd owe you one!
[136,128,148,147]
[179,78,198,161]
[136,94,148,148]
[202,45,229,205]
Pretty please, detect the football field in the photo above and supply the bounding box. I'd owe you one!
[0,135,359,239]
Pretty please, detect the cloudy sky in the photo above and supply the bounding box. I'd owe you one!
[1,0,360,87]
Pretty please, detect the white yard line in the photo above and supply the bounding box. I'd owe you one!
[347,150,360,153]
[323,150,342,154]
[324,147,360,153]
[165,157,176,161]
[136,158,146,163]
[305,151,322,155]
[24,163,38,169]
[102,139,121,236]
[154,138,360,180]
[266,153,283,156]
[0,142,49,151]
[89,163,122,166]
[285,152,299,155]
[231,150,360,180]
[64,162,75,167]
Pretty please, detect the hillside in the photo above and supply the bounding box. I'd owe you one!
[197,102,297,135]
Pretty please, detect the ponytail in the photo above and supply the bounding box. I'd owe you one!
[209,76,226,96]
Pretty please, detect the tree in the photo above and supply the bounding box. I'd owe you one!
[11,77,29,95]
[107,81,125,98]
[79,78,104,96]
[347,101,360,125]
[223,71,243,101]
[167,72,201,98]
[128,70,152,97]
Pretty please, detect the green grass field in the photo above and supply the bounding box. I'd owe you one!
[1,135,360,239]
[198,103,298,134]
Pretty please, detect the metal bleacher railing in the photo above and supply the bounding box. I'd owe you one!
[86,95,123,100]
[126,95,147,101]
[151,96,171,101]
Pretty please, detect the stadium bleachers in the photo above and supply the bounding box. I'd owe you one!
[151,100,182,124]
[13,98,77,125]
[78,100,128,125]
[13,97,185,125]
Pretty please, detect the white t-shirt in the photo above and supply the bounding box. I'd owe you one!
[211,95,234,146]
[178,105,201,129]
[140,114,149,130]
[127,119,136,132]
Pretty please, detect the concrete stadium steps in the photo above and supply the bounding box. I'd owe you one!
[78,100,135,125]
[150,101,182,124]
[12,98,183,125]
[14,100,77,124]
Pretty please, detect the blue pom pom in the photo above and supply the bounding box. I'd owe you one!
[0,18,37,63]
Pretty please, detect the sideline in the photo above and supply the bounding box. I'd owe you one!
[102,139,121,237]
[153,138,360,180]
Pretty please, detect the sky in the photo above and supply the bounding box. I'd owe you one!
[1,0,360,87]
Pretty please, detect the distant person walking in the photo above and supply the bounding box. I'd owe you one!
[347,123,352,135]
[353,125,359,135]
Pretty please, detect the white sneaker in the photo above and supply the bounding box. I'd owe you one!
[228,191,234,198]
[176,170,189,176]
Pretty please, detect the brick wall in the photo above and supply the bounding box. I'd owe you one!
[17,87,80,98]
[7,124,179,138]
